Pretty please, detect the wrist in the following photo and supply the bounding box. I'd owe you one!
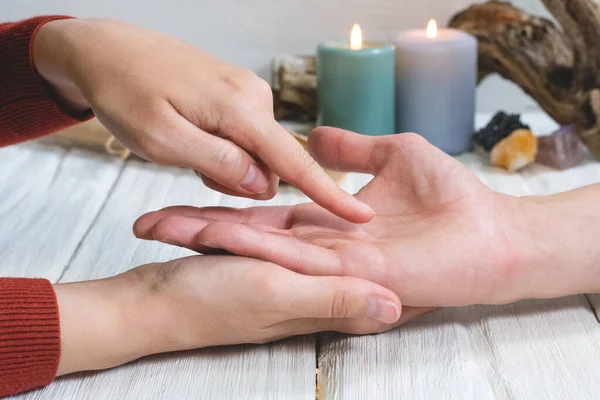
[54,274,151,376]
[32,18,90,113]
[504,188,600,302]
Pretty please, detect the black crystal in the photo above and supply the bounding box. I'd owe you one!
[473,112,530,152]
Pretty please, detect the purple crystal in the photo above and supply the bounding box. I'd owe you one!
[536,125,584,170]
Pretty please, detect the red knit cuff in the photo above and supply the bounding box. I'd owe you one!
[0,16,94,147]
[0,278,60,397]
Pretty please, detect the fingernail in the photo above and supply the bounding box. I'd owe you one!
[240,164,269,194]
[366,297,400,324]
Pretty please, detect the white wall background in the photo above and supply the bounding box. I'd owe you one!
[4,0,551,113]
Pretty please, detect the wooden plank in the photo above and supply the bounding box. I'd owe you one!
[319,297,600,399]
[319,115,600,399]
[0,143,123,279]
[16,159,316,400]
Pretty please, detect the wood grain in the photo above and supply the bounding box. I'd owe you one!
[12,159,316,400]
[319,297,600,399]
[0,144,123,279]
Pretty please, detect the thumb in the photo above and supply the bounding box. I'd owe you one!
[283,273,401,325]
[307,127,388,174]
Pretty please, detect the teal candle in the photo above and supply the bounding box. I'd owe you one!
[317,26,395,136]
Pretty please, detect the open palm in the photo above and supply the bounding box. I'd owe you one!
[135,128,521,307]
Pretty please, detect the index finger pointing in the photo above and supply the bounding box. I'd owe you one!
[251,120,375,223]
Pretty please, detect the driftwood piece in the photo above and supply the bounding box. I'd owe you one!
[449,0,600,158]
[272,55,317,122]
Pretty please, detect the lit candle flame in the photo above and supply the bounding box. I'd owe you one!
[426,19,438,38]
[350,24,363,50]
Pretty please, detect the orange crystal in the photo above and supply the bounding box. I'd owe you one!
[490,129,538,172]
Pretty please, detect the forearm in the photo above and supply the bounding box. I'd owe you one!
[0,272,157,397]
[54,275,149,376]
[511,184,600,301]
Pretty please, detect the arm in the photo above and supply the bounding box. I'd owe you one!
[2,255,410,397]
[0,17,93,147]
[513,185,600,301]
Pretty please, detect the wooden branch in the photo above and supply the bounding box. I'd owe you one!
[450,1,576,119]
[272,55,317,122]
[540,0,600,87]
[450,0,600,158]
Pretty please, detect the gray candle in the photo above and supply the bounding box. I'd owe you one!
[393,20,477,155]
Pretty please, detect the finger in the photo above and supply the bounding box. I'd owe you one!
[307,126,388,174]
[279,273,402,325]
[197,171,279,201]
[196,221,342,276]
[133,211,170,240]
[391,306,438,328]
[323,306,437,335]
[275,306,438,339]
[133,205,294,239]
[146,215,215,253]
[328,306,439,335]
[246,120,375,224]
[160,111,273,196]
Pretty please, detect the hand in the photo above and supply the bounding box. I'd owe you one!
[134,128,545,307]
[32,18,373,223]
[54,255,431,376]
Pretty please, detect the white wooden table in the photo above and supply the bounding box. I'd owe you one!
[4,113,600,400]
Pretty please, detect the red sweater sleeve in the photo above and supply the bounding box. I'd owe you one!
[0,278,60,397]
[0,16,94,147]
[0,17,80,396]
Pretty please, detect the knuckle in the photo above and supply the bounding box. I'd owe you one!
[221,70,258,92]
[140,132,169,165]
[224,93,254,125]
[371,133,427,169]
[238,69,261,86]
[290,151,320,181]
[331,288,351,319]
[222,72,272,116]
[390,132,428,149]
[210,144,244,175]
[219,73,243,91]
[253,77,273,99]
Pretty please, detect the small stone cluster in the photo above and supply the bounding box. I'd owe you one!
[474,112,584,172]
[473,112,531,152]
[535,125,584,170]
